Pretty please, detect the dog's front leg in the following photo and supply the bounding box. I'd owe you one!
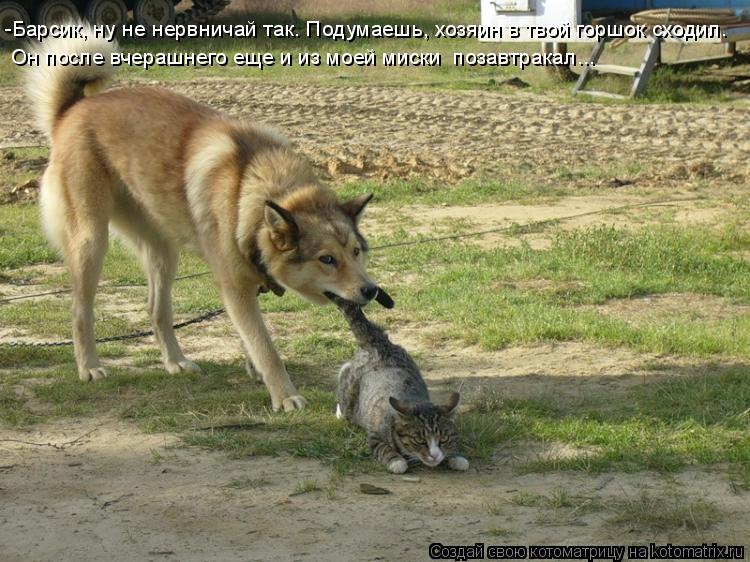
[240,339,261,382]
[220,283,307,412]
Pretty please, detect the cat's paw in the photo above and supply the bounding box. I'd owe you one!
[447,456,469,471]
[335,404,343,419]
[387,458,408,474]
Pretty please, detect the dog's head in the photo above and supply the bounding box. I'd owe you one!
[258,190,377,305]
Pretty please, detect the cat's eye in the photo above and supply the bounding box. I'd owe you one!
[353,247,360,256]
[319,255,337,266]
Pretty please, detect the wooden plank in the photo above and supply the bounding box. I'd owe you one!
[576,90,627,100]
[631,36,661,98]
[572,38,608,95]
[668,53,735,67]
[592,64,640,76]
[721,25,750,43]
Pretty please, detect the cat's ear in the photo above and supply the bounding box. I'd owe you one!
[438,392,460,416]
[389,396,415,417]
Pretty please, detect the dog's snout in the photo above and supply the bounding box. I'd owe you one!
[360,285,378,301]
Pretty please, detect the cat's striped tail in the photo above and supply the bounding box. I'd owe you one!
[331,297,391,353]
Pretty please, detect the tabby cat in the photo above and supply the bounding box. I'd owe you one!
[332,296,468,474]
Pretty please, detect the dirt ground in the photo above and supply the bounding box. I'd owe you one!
[2,387,748,562]
[1,78,750,191]
[2,337,750,561]
[2,79,750,560]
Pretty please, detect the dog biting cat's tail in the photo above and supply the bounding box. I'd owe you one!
[25,23,116,138]
[330,295,394,355]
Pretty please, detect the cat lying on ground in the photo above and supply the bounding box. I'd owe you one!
[328,293,469,474]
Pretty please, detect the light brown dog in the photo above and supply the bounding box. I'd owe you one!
[26,30,378,411]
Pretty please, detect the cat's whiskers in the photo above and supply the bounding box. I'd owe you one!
[403,454,421,464]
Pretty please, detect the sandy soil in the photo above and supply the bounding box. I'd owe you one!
[1,79,749,189]
[592,293,750,323]
[2,346,750,562]
[362,195,729,250]
[2,80,750,558]
[2,316,750,560]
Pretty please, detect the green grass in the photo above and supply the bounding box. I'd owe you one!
[4,204,750,364]
[1,0,748,496]
[493,486,717,532]
[461,368,750,473]
[2,198,750,478]
[17,362,377,474]
[3,348,747,476]
[182,392,380,476]
[0,384,40,425]
[0,173,574,274]
[485,527,512,537]
[289,479,321,496]
[0,343,127,371]
[0,147,48,197]
[336,174,568,207]
[375,223,750,356]
[486,488,607,528]
[609,492,720,532]
[485,500,504,515]
[0,205,57,269]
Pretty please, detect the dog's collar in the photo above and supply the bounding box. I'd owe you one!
[250,248,286,297]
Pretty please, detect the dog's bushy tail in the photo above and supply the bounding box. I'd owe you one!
[25,22,117,138]
[335,299,392,354]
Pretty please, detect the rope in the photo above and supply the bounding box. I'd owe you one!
[0,288,74,304]
[2,308,225,348]
[0,196,701,348]
[0,196,700,305]
[607,8,745,55]
[631,8,743,26]
[0,270,213,305]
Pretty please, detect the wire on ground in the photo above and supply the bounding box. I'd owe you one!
[0,196,701,348]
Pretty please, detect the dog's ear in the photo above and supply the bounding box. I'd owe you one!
[264,201,299,251]
[389,396,415,417]
[341,193,373,224]
[437,392,460,416]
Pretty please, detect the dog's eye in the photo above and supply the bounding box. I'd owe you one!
[353,247,360,256]
[319,255,337,266]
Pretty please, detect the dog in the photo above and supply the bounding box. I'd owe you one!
[25,28,381,411]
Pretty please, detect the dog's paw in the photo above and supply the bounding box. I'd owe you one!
[278,395,307,412]
[387,458,408,474]
[165,359,202,375]
[447,456,469,471]
[80,367,109,382]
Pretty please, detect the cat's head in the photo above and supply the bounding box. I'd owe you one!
[389,392,460,468]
